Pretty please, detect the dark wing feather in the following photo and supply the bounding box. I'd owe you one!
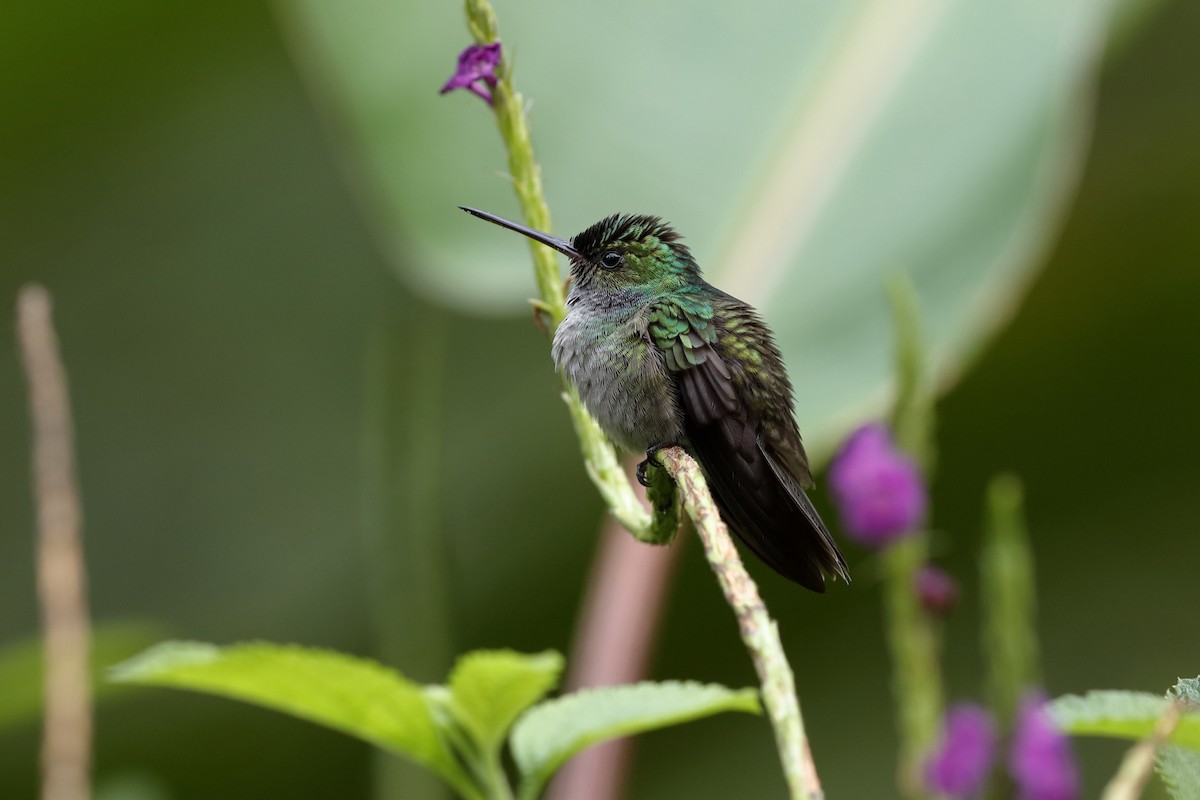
[760,445,848,584]
[651,298,849,591]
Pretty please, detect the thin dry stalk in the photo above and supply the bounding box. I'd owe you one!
[1100,700,1185,800]
[17,285,92,800]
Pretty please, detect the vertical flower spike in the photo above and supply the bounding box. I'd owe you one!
[440,42,502,104]
[924,704,997,798]
[1010,692,1080,800]
[828,423,927,547]
[915,564,959,617]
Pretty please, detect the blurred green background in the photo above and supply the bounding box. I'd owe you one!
[1,1,1197,798]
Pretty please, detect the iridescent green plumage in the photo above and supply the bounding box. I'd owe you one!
[462,206,849,592]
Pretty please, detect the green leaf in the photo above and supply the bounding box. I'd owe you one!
[1158,677,1200,799]
[511,681,760,799]
[1048,689,1200,751]
[279,0,1122,452]
[1170,676,1200,705]
[720,0,1119,454]
[0,621,163,731]
[111,641,479,799]
[446,649,563,750]
[1158,746,1200,800]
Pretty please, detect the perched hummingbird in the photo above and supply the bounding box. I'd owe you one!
[461,206,849,592]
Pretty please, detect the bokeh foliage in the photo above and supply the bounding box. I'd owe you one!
[1,0,1198,798]
[282,0,1115,451]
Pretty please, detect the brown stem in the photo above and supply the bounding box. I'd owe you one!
[1100,701,1185,800]
[17,285,92,800]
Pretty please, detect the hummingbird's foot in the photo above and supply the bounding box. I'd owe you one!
[636,444,669,487]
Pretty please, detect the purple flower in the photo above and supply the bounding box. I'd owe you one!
[440,42,502,104]
[1010,692,1079,800]
[915,564,959,616]
[828,423,927,547]
[925,704,997,798]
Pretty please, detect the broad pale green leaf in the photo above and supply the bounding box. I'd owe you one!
[446,649,563,750]
[511,681,760,799]
[1158,746,1200,800]
[1049,690,1200,751]
[0,621,162,731]
[110,641,477,797]
[721,0,1118,451]
[279,0,1120,449]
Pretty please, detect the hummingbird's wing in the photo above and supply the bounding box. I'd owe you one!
[648,296,849,592]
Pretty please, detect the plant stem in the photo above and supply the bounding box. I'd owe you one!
[887,276,934,470]
[1100,701,1184,800]
[561,389,652,535]
[981,474,1040,731]
[481,752,515,800]
[884,274,943,798]
[463,0,650,538]
[17,285,92,800]
[657,447,822,800]
[459,3,821,795]
[882,535,942,798]
[425,705,494,800]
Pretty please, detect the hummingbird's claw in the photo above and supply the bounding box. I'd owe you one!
[636,444,668,487]
[636,459,651,487]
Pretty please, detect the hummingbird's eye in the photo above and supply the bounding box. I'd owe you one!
[600,251,623,270]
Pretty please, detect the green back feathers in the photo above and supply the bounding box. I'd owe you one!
[648,297,717,373]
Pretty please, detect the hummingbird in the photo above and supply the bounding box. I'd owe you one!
[461,206,849,592]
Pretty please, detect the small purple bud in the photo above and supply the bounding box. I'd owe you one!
[440,42,502,104]
[924,704,997,798]
[828,423,927,547]
[1010,692,1080,800]
[915,564,959,616]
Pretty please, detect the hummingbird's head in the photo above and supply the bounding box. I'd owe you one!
[567,213,700,294]
[460,207,700,296]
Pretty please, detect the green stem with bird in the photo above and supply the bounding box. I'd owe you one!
[656,446,824,800]
[464,0,650,538]
[459,1,825,797]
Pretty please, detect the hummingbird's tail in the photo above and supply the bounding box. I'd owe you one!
[687,416,849,592]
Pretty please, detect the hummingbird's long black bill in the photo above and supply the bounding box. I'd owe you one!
[460,206,580,259]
